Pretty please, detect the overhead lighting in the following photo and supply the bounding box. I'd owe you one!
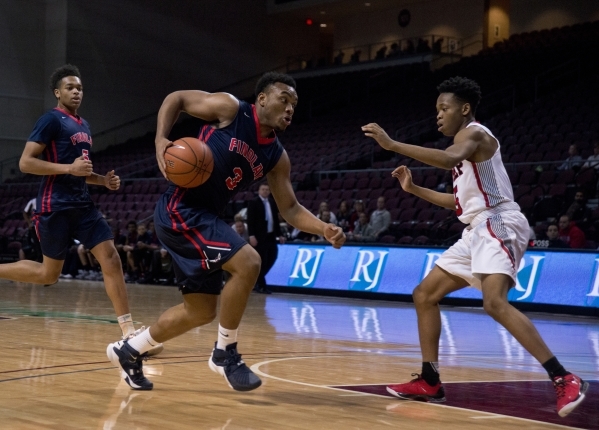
[365,2,371,6]
[320,23,327,28]
[320,10,326,15]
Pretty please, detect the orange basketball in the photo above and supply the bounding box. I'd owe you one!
[164,137,214,188]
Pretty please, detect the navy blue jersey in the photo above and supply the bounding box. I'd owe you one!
[166,100,284,214]
[27,108,93,213]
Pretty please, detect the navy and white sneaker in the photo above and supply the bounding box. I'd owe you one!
[106,340,153,390]
[124,326,164,357]
[209,342,261,392]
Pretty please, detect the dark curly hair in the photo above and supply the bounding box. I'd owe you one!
[437,76,481,113]
[50,64,81,92]
[255,72,296,98]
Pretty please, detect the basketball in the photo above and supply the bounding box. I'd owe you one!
[164,137,214,188]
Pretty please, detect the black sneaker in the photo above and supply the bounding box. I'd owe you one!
[208,342,262,391]
[106,340,153,390]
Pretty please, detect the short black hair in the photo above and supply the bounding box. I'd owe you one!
[50,64,81,92]
[255,72,296,98]
[437,76,481,113]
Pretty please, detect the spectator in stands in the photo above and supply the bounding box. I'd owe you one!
[122,220,138,282]
[22,197,36,227]
[416,38,431,53]
[348,199,366,232]
[565,190,592,230]
[131,222,158,283]
[350,50,361,63]
[432,37,444,53]
[150,247,175,286]
[582,141,599,171]
[403,39,415,54]
[375,45,387,60]
[336,200,352,232]
[347,212,375,242]
[557,144,582,171]
[558,214,586,249]
[233,219,249,242]
[317,201,338,225]
[369,196,391,239]
[77,243,102,280]
[333,50,344,65]
[543,223,570,249]
[387,43,400,58]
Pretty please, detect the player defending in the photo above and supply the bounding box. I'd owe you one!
[362,77,588,417]
[107,72,345,391]
[0,65,158,348]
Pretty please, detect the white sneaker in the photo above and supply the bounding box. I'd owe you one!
[124,326,164,357]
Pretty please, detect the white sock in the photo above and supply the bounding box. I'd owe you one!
[127,327,160,355]
[216,324,238,350]
[117,314,135,338]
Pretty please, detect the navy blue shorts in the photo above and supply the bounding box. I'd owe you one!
[33,205,113,260]
[154,191,247,295]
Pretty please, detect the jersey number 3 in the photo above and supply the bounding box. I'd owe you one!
[226,167,243,190]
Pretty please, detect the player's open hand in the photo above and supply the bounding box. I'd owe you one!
[391,165,414,192]
[323,224,345,249]
[104,170,120,190]
[361,123,395,151]
[156,137,173,180]
[70,156,93,176]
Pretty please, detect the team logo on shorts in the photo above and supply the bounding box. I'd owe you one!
[509,254,545,302]
[349,248,389,292]
[288,247,326,287]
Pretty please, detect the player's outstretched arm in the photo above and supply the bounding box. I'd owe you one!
[85,170,120,190]
[362,123,480,170]
[267,151,346,249]
[155,90,239,179]
[19,142,92,177]
[392,165,455,210]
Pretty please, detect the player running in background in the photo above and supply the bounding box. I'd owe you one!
[107,72,345,391]
[0,64,160,351]
[362,76,588,417]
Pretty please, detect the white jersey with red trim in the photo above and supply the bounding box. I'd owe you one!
[451,122,518,224]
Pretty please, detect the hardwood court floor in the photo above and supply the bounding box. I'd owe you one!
[0,279,597,430]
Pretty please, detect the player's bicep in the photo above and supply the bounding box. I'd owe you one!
[21,141,46,159]
[445,130,482,163]
[179,91,239,123]
[267,151,298,214]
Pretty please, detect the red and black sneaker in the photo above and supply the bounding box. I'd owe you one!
[386,373,446,403]
[553,374,589,417]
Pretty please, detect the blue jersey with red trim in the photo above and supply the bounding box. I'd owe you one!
[167,100,284,214]
[27,108,93,213]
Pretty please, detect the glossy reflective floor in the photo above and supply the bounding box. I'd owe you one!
[0,279,597,429]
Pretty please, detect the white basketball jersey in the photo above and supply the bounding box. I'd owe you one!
[451,122,517,224]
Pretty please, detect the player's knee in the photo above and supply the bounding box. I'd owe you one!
[238,247,261,277]
[482,296,508,319]
[39,266,61,285]
[412,284,436,306]
[191,310,217,326]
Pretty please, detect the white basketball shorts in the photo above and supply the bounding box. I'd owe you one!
[435,209,529,289]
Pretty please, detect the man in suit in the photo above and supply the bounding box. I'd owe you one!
[247,183,285,294]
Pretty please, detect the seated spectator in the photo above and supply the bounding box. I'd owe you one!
[350,50,361,63]
[317,201,338,225]
[347,212,375,242]
[558,214,586,249]
[369,196,391,239]
[387,43,400,58]
[333,50,344,65]
[336,200,352,232]
[432,37,444,53]
[375,45,387,60]
[582,141,599,171]
[122,220,138,281]
[348,200,366,232]
[557,144,582,171]
[77,243,102,280]
[416,38,431,53]
[150,248,175,285]
[233,219,249,241]
[566,190,592,230]
[542,223,570,248]
[403,39,415,54]
[131,222,159,283]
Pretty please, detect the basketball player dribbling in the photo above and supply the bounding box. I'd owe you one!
[107,72,346,391]
[0,64,160,350]
[362,77,588,417]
